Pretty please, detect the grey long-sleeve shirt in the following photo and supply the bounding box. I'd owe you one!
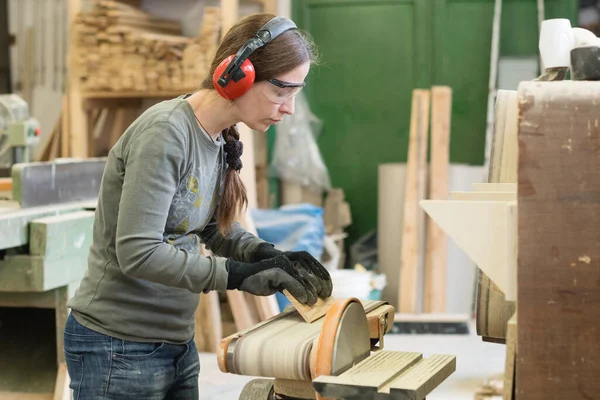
[67,95,264,344]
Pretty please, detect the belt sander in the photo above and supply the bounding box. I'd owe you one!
[217,297,456,400]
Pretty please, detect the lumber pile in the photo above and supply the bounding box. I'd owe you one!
[73,1,220,93]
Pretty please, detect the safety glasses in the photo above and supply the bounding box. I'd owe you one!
[262,78,306,105]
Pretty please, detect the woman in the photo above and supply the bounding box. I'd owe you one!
[64,13,332,399]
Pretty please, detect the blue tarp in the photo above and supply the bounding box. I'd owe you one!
[250,203,325,310]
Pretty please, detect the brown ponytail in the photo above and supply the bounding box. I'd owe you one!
[202,13,319,235]
[217,125,248,235]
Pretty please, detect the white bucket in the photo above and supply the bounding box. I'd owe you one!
[331,269,373,300]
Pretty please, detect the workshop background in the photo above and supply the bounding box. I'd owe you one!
[0,0,597,399]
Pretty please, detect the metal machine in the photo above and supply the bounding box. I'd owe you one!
[0,158,104,398]
[218,298,456,400]
[0,94,40,170]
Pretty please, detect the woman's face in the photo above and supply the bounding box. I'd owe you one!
[235,61,310,132]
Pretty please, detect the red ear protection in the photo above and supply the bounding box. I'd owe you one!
[213,55,256,101]
[212,16,298,101]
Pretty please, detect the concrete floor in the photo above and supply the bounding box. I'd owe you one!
[197,320,506,399]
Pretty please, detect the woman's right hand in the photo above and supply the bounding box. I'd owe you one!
[225,255,318,305]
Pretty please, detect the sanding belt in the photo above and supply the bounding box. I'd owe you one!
[223,300,389,381]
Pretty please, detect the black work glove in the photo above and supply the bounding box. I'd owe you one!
[226,255,319,305]
[251,243,333,299]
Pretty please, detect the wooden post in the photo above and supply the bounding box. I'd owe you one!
[67,0,88,157]
[424,86,451,313]
[399,89,430,313]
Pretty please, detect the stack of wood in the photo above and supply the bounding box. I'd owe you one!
[73,0,221,93]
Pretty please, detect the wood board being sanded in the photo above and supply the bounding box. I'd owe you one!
[284,289,336,323]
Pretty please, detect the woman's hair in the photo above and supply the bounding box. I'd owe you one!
[201,13,319,235]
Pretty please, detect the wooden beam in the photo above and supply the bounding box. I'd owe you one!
[399,89,429,313]
[67,0,88,157]
[0,254,88,292]
[476,89,518,341]
[424,86,451,313]
[0,200,95,251]
[220,0,239,39]
[30,211,95,260]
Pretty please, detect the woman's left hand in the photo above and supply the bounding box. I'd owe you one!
[284,250,333,299]
[251,243,333,299]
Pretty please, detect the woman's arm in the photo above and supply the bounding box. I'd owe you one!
[114,122,228,293]
[197,214,266,263]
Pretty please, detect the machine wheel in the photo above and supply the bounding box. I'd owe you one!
[239,378,276,400]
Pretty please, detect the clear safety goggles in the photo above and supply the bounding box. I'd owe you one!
[262,78,306,105]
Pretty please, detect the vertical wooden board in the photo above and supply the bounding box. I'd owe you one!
[54,286,69,364]
[517,81,600,399]
[67,0,88,157]
[195,291,222,353]
[424,86,451,313]
[377,163,406,306]
[399,89,429,313]
[503,312,517,400]
[476,89,518,341]
[220,0,239,39]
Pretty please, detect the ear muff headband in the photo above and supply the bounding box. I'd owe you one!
[213,16,298,100]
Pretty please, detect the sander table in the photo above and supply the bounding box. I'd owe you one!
[218,297,456,400]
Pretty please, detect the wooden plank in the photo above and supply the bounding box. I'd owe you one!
[195,291,222,352]
[11,158,105,208]
[503,311,516,400]
[387,355,456,398]
[424,86,451,313]
[399,89,430,313]
[54,287,69,364]
[378,164,406,306]
[67,0,88,157]
[226,290,259,331]
[0,393,52,400]
[420,200,517,301]
[52,362,70,400]
[313,351,423,398]
[237,115,279,322]
[476,89,518,341]
[30,211,95,260]
[0,289,58,308]
[313,352,455,400]
[0,201,96,251]
[283,289,335,323]
[516,81,600,399]
[449,191,516,201]
[498,90,518,183]
[0,254,88,292]
[472,183,516,192]
[220,0,239,39]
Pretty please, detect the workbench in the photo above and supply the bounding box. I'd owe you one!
[0,158,103,399]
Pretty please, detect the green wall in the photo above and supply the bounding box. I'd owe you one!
[289,0,577,248]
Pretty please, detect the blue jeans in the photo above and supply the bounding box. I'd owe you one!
[64,313,200,399]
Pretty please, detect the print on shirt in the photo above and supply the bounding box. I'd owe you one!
[166,162,221,238]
